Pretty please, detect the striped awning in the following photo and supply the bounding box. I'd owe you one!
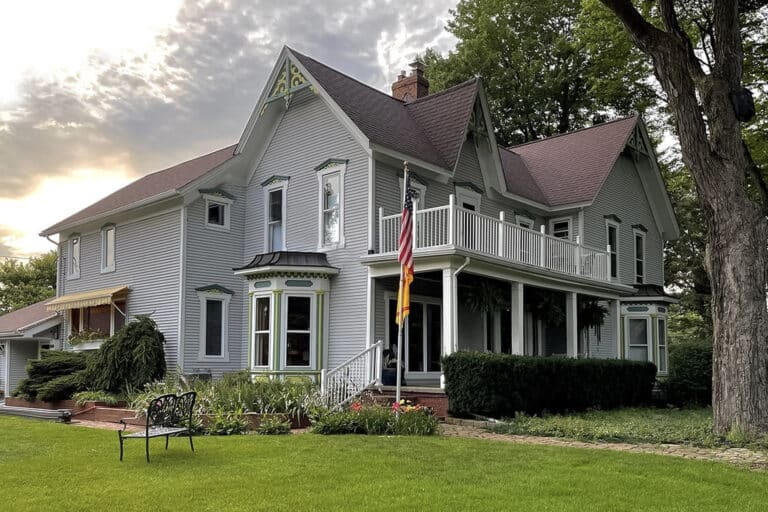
[46,285,129,312]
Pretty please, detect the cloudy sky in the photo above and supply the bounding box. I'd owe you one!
[0,0,457,259]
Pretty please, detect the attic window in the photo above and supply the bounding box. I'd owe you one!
[204,194,232,232]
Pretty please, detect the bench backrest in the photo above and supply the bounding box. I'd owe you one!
[146,392,196,428]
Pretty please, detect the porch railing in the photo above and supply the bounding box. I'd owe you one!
[378,196,611,282]
[320,340,383,409]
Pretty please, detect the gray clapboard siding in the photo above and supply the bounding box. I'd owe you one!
[59,209,182,366]
[8,341,38,395]
[586,300,618,359]
[182,183,247,378]
[244,94,370,368]
[582,154,664,286]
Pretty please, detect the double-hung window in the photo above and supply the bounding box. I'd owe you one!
[284,295,313,368]
[626,317,651,362]
[606,220,619,280]
[317,162,346,249]
[634,229,646,284]
[549,218,571,240]
[197,287,231,360]
[68,235,81,280]
[101,225,115,273]
[252,296,271,368]
[204,194,232,231]
[263,179,288,252]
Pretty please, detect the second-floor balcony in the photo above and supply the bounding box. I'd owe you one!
[378,195,612,283]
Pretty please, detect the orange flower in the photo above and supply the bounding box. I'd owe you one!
[350,402,362,412]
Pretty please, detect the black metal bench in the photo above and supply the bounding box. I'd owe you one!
[118,392,196,462]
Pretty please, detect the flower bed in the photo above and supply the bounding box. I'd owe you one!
[311,399,439,436]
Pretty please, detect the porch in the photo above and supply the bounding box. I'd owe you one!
[377,194,612,284]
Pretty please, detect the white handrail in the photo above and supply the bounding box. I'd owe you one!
[320,340,383,409]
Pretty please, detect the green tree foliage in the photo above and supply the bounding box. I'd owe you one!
[86,316,166,394]
[0,252,56,314]
[422,0,655,144]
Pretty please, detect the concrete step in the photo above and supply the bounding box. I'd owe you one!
[0,404,71,421]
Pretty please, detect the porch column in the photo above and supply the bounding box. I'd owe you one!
[441,266,457,388]
[612,299,622,359]
[510,282,524,355]
[566,291,578,357]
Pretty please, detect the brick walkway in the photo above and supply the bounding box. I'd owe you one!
[442,419,768,471]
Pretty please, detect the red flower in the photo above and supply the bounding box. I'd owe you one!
[350,402,362,412]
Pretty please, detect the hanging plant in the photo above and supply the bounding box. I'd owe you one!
[463,278,509,313]
[527,289,565,327]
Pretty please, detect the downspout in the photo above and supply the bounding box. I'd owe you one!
[453,256,470,277]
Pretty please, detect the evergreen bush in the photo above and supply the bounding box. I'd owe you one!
[665,342,712,406]
[13,351,88,400]
[86,316,166,394]
[442,352,657,418]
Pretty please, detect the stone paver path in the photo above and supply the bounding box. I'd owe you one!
[441,421,768,471]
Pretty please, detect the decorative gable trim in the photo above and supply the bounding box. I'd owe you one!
[260,175,291,187]
[195,284,234,295]
[632,223,648,233]
[454,181,484,194]
[604,214,622,223]
[198,188,235,200]
[314,158,348,172]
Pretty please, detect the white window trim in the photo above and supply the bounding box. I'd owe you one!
[515,215,534,230]
[67,235,81,280]
[100,225,116,274]
[657,316,668,375]
[251,293,273,369]
[197,291,231,361]
[317,163,346,250]
[455,185,481,211]
[605,219,620,280]
[624,315,653,363]
[69,302,125,338]
[548,217,572,241]
[281,292,316,370]
[399,176,427,211]
[204,194,233,232]
[633,229,646,284]
[263,180,288,252]
[383,291,442,376]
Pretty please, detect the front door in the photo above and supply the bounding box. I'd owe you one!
[388,299,442,374]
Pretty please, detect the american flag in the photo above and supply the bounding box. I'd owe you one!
[396,165,415,325]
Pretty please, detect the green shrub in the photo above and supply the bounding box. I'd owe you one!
[666,342,712,406]
[36,372,88,402]
[206,405,248,435]
[255,415,292,435]
[311,401,438,436]
[86,316,166,394]
[71,390,123,407]
[13,351,89,400]
[442,352,657,418]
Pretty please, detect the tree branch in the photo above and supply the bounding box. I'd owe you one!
[712,0,744,86]
[743,141,768,216]
[598,0,668,53]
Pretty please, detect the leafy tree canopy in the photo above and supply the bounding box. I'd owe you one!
[0,252,56,314]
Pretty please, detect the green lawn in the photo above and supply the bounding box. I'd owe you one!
[2,416,767,512]
[492,407,768,448]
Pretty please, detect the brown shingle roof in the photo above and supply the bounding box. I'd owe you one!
[0,299,58,336]
[42,145,237,235]
[504,116,638,207]
[291,49,477,170]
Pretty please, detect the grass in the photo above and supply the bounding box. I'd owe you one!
[2,416,768,511]
[492,407,768,449]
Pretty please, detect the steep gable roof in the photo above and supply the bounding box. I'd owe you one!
[290,49,477,170]
[503,116,639,207]
[0,299,58,337]
[42,145,236,235]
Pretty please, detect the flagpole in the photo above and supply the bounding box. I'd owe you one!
[395,161,410,406]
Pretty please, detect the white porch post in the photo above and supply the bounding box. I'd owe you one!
[441,266,457,388]
[612,299,622,359]
[566,291,578,357]
[510,282,524,355]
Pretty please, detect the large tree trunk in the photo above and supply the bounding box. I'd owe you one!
[601,0,768,436]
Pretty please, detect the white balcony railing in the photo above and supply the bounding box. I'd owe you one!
[378,196,611,283]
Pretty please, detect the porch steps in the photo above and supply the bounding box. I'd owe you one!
[0,403,71,421]
[368,387,449,419]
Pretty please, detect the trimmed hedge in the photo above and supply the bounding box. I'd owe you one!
[665,342,712,406]
[14,351,88,400]
[443,352,657,418]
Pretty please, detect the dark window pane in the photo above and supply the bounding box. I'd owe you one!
[85,305,111,335]
[71,308,81,333]
[269,190,282,222]
[286,333,310,366]
[208,203,225,225]
[427,304,442,371]
[287,296,310,330]
[408,302,424,372]
[607,226,617,247]
[254,333,270,366]
[205,300,223,356]
[255,297,270,331]
[611,253,618,278]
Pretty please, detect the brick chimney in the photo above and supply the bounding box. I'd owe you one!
[391,60,429,102]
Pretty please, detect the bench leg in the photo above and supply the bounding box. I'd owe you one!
[165,435,169,450]
[188,431,194,452]
[118,433,124,462]
[146,436,150,463]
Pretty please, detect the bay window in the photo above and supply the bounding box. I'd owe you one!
[252,296,271,368]
[284,295,313,368]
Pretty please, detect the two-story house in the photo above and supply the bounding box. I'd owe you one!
[31,46,677,395]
